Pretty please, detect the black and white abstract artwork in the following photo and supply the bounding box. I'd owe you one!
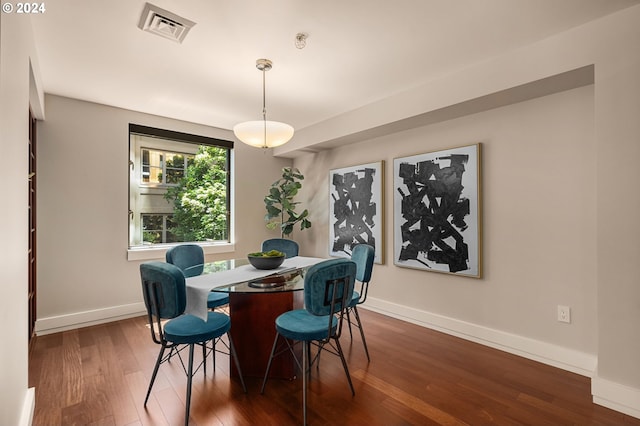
[329,161,384,264]
[393,144,481,277]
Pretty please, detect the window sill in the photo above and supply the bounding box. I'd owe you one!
[127,242,235,261]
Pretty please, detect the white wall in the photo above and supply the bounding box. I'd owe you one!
[295,80,597,346]
[291,5,640,418]
[35,95,291,332]
[592,7,640,414]
[296,84,597,360]
[0,12,42,426]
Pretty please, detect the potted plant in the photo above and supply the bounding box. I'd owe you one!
[264,167,312,237]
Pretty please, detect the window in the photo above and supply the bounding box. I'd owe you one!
[141,214,176,244]
[129,124,233,248]
[141,149,193,185]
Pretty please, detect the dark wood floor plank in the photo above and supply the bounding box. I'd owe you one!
[420,381,518,426]
[81,343,104,378]
[105,321,142,375]
[61,373,110,425]
[153,385,188,426]
[29,309,640,426]
[62,330,83,407]
[30,338,63,425]
[92,328,141,426]
[381,396,444,426]
[124,370,170,426]
[351,368,466,425]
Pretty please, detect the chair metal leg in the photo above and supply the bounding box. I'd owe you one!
[302,340,309,426]
[352,306,370,361]
[346,309,354,339]
[334,337,355,396]
[211,338,216,371]
[260,332,280,394]
[144,344,167,406]
[185,344,195,426]
[167,345,177,362]
[202,342,207,376]
[227,334,247,393]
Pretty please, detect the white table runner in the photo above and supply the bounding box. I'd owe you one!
[185,256,326,320]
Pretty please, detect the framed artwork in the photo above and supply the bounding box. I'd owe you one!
[393,144,481,277]
[329,161,384,264]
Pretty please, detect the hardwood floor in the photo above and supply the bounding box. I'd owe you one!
[29,309,639,425]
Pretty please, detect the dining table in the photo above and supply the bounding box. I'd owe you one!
[185,256,325,379]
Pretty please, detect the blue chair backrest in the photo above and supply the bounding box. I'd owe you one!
[351,244,374,283]
[304,258,356,316]
[140,261,187,319]
[262,238,299,258]
[166,244,204,277]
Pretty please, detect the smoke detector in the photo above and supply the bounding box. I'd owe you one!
[138,3,196,44]
[295,32,308,49]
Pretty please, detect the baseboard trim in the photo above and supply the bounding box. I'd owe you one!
[20,387,35,426]
[34,302,146,335]
[363,297,597,377]
[593,377,640,419]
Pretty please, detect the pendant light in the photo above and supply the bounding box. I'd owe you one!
[233,59,294,149]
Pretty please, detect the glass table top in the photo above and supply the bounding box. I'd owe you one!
[184,258,307,294]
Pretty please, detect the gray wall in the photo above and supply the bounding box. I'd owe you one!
[296,85,597,367]
[35,94,291,330]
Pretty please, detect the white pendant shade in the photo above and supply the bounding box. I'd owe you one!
[233,120,294,148]
[234,58,294,149]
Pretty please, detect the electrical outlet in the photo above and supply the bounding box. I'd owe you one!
[557,305,571,323]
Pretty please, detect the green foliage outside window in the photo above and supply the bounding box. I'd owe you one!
[141,214,163,244]
[165,153,189,184]
[164,146,228,242]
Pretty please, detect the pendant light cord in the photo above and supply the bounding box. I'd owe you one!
[262,66,267,148]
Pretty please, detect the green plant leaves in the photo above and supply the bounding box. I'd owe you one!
[264,167,312,237]
[265,205,281,219]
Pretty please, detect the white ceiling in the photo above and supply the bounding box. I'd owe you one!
[30,0,639,133]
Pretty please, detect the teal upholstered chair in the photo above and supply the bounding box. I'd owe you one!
[166,244,229,310]
[347,244,375,361]
[260,258,356,425]
[261,238,299,258]
[140,261,246,426]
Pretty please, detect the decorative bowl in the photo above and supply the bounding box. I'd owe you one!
[247,251,285,270]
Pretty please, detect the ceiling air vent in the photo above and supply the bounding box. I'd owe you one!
[137,3,196,44]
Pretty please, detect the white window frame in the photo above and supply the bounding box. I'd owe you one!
[140,148,193,187]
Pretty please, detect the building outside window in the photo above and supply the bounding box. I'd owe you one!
[141,148,193,185]
[128,124,233,247]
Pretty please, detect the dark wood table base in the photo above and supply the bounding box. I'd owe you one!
[229,290,303,379]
